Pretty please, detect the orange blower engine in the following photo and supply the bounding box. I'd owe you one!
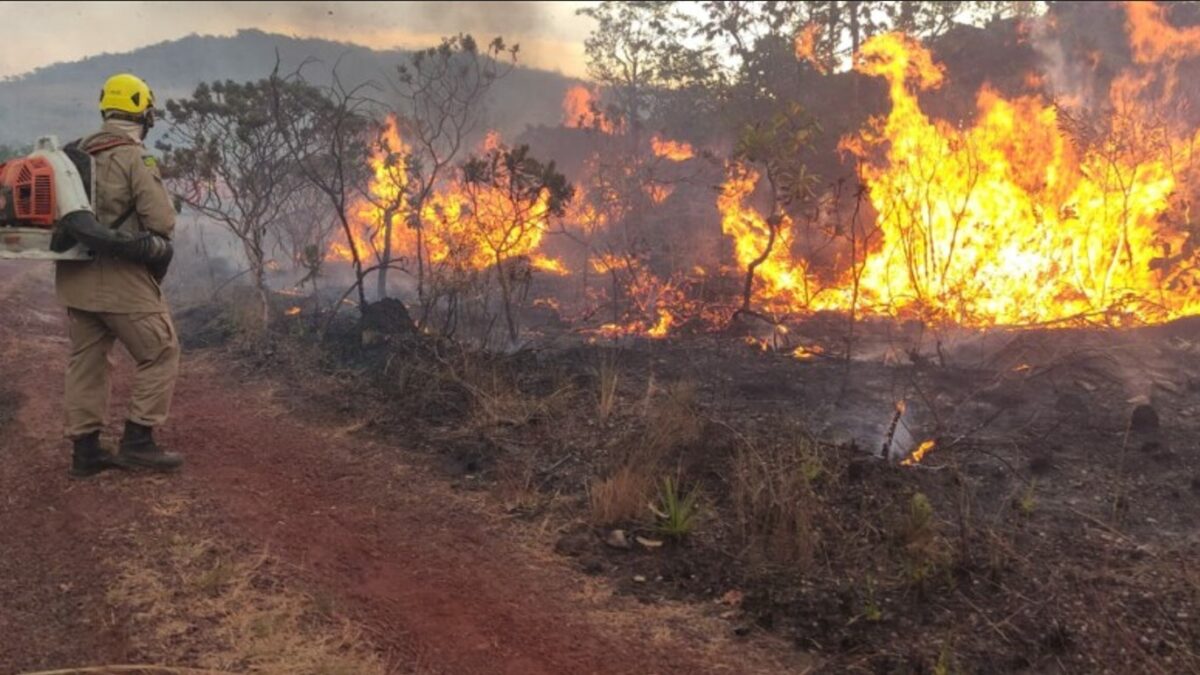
[0,135,93,260]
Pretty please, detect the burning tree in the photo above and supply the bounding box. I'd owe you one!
[357,117,411,301]
[456,143,574,344]
[388,34,519,306]
[722,103,823,321]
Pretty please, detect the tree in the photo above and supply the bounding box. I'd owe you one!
[358,117,410,300]
[389,34,518,305]
[577,2,715,137]
[159,79,306,330]
[268,59,375,315]
[727,103,822,318]
[0,144,30,162]
[459,143,574,343]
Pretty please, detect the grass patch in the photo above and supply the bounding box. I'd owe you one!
[106,534,383,674]
[731,431,826,569]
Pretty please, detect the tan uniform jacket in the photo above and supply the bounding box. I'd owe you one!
[55,120,176,313]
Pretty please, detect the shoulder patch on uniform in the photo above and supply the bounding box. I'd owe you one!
[142,155,158,168]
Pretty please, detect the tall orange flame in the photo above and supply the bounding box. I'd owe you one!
[329,115,410,263]
[563,84,614,133]
[719,25,1200,327]
[842,32,1198,325]
[794,23,828,74]
[328,120,564,276]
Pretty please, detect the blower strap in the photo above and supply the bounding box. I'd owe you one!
[76,134,141,230]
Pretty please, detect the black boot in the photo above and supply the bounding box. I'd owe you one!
[115,421,184,472]
[69,431,114,479]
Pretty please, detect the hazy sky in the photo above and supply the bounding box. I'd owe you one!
[0,1,596,78]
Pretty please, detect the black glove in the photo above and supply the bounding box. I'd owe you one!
[56,210,174,279]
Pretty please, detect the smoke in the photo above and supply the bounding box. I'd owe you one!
[0,2,590,80]
[248,2,552,39]
[1026,15,1099,109]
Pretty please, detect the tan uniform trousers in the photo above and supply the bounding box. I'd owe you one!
[64,308,180,439]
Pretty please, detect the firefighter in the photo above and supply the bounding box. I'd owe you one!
[57,72,183,478]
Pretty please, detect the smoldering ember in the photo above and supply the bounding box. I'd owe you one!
[4,2,1200,673]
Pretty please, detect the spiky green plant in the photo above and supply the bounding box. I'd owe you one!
[651,477,701,538]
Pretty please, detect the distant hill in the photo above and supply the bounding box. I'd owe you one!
[0,29,578,148]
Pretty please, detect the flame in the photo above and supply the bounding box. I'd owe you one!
[794,23,827,74]
[328,120,560,283]
[1125,2,1200,64]
[720,24,1200,328]
[329,115,410,263]
[840,31,1199,325]
[586,253,689,339]
[718,163,820,313]
[284,306,301,316]
[647,311,674,338]
[563,84,615,133]
[315,7,1200,343]
[419,179,556,271]
[531,256,569,275]
[901,440,936,466]
[644,183,673,204]
[651,135,694,161]
[792,344,824,360]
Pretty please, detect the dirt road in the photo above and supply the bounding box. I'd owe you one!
[0,262,806,674]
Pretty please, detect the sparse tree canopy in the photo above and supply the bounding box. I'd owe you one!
[268,62,375,313]
[389,33,519,304]
[158,79,309,331]
[459,143,574,343]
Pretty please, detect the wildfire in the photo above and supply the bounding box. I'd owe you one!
[563,84,615,133]
[720,20,1200,328]
[792,344,824,360]
[718,163,819,314]
[794,23,827,73]
[901,440,936,467]
[838,31,1200,326]
[329,115,411,264]
[651,135,694,161]
[328,118,563,282]
[588,253,688,339]
[644,183,673,204]
[312,6,1200,344]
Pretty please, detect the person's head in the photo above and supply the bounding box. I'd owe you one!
[99,73,156,139]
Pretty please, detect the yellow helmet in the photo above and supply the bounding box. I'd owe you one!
[99,73,155,116]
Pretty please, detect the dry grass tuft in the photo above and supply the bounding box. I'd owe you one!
[589,465,654,526]
[731,431,826,569]
[456,360,573,430]
[595,354,620,421]
[588,378,705,526]
[107,534,383,674]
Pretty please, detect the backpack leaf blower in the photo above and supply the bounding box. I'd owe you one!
[0,135,172,273]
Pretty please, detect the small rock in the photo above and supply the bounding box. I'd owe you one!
[1131,404,1160,433]
[605,529,632,550]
